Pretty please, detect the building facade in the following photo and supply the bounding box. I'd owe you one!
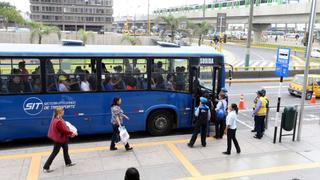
[30,0,113,32]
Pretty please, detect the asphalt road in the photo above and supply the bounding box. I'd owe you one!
[224,44,305,67]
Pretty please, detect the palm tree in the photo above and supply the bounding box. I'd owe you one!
[29,21,61,44]
[78,29,95,44]
[187,21,210,46]
[121,35,141,45]
[159,15,186,43]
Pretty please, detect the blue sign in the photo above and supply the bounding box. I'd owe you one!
[275,48,291,77]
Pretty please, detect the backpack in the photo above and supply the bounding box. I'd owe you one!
[196,107,209,125]
[216,100,226,121]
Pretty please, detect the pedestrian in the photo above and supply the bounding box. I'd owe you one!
[124,167,140,180]
[275,35,278,42]
[252,91,267,139]
[261,88,269,133]
[251,94,259,133]
[43,107,77,173]
[223,103,241,155]
[188,97,211,148]
[110,96,133,151]
[204,93,214,136]
[214,91,227,139]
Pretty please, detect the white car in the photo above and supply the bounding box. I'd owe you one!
[311,48,320,58]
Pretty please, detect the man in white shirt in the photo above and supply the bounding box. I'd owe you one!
[214,92,227,139]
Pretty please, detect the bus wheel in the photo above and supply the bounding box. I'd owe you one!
[147,110,173,136]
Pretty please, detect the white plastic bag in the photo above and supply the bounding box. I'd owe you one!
[118,126,130,144]
[66,121,77,134]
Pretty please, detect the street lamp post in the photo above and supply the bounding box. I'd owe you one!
[203,0,206,18]
[297,0,317,141]
[245,0,254,69]
[148,0,150,36]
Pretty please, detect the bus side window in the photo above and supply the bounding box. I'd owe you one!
[46,59,95,92]
[0,58,41,94]
[102,58,147,91]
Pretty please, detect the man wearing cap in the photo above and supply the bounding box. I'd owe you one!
[252,91,267,139]
[188,97,211,147]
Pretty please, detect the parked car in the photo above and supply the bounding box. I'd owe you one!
[311,48,320,58]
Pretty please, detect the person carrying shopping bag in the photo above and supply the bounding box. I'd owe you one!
[44,107,77,173]
[110,96,133,151]
[223,103,241,155]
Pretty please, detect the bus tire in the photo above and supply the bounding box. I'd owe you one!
[147,110,173,136]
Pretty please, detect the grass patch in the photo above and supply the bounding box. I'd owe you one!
[300,57,320,63]
[251,43,305,52]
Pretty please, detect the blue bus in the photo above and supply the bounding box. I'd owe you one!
[0,43,225,142]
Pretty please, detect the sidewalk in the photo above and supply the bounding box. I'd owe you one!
[0,117,320,180]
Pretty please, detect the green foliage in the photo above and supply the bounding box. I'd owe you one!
[158,15,186,42]
[0,3,25,27]
[28,21,61,44]
[78,29,95,44]
[187,21,210,46]
[121,35,141,45]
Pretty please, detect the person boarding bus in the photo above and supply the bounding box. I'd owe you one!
[188,97,211,147]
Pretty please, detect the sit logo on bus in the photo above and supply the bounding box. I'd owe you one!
[23,97,44,115]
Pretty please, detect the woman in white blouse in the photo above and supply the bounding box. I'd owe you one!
[223,103,241,155]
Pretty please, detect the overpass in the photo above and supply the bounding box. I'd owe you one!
[115,0,320,42]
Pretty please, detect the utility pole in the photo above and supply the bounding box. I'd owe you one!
[203,0,206,18]
[245,0,254,69]
[148,0,150,36]
[297,0,317,141]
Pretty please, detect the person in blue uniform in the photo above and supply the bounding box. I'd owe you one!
[188,97,211,147]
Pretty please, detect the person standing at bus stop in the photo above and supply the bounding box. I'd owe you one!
[44,107,77,173]
[110,96,133,151]
[215,92,227,139]
[188,97,211,147]
[252,91,267,139]
[223,103,241,155]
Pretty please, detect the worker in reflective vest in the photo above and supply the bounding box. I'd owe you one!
[252,91,267,139]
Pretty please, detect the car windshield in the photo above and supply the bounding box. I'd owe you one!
[293,75,313,85]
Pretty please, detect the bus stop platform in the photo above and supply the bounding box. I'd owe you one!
[1,122,320,180]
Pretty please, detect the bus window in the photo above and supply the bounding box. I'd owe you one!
[46,59,95,92]
[101,58,147,91]
[152,59,189,92]
[0,58,41,94]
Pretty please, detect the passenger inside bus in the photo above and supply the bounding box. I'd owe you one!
[8,75,24,93]
[166,73,176,91]
[18,61,29,83]
[103,76,113,91]
[175,66,186,91]
[112,65,125,90]
[80,74,91,92]
[58,75,78,92]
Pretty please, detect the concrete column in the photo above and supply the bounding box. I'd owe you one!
[252,23,271,43]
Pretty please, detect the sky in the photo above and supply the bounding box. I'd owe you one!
[2,0,207,17]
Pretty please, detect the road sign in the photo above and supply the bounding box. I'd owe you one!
[275,48,291,77]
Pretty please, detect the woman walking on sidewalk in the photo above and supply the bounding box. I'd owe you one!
[44,107,77,173]
[223,103,241,155]
[110,96,133,151]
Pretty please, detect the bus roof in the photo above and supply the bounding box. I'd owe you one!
[0,43,224,59]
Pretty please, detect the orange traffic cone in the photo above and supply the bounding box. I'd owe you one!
[309,92,317,104]
[238,94,246,109]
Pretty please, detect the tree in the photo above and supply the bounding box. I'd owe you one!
[0,3,25,30]
[29,21,61,44]
[187,21,210,46]
[78,29,94,44]
[121,35,141,45]
[158,15,186,43]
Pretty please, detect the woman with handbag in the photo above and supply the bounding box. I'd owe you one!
[110,96,133,151]
[43,107,77,173]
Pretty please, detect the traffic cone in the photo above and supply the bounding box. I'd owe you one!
[309,92,317,104]
[238,94,246,109]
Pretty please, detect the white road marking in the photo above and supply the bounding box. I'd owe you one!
[237,119,254,129]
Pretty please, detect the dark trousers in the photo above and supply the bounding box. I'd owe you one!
[215,119,226,138]
[227,128,241,153]
[189,123,208,146]
[110,124,130,148]
[43,142,71,170]
[255,115,265,138]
